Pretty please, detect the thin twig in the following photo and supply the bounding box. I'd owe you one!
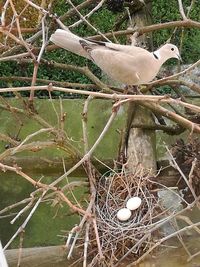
[188,250,200,262]
[30,14,48,101]
[127,219,200,266]
[166,146,197,200]
[89,19,200,40]
[1,0,10,27]
[67,0,111,42]
[0,52,30,62]
[83,222,90,267]
[67,192,95,258]
[82,95,93,154]
[92,217,104,260]
[3,190,47,250]
[23,0,49,15]
[0,198,32,215]
[51,110,117,188]
[177,0,187,20]
[69,0,105,29]
[11,128,54,154]
[148,59,200,87]
[9,0,35,59]
[17,230,24,267]
[10,198,35,224]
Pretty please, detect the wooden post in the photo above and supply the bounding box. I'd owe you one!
[5,246,81,267]
[125,1,157,174]
[126,104,157,173]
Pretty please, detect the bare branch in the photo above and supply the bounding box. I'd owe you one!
[1,0,10,27]
[11,128,54,154]
[177,0,187,20]
[66,0,111,42]
[148,59,200,87]
[59,0,97,22]
[166,146,197,200]
[3,190,47,250]
[89,19,200,40]
[0,52,30,62]
[69,0,105,29]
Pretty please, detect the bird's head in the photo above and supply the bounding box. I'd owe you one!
[158,43,182,62]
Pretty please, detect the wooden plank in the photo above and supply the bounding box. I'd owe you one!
[5,246,82,267]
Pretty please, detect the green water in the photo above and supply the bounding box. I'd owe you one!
[0,169,87,249]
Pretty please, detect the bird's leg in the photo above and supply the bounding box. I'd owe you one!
[123,85,140,94]
[123,85,129,94]
[130,85,141,94]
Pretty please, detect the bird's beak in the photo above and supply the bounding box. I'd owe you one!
[176,53,182,62]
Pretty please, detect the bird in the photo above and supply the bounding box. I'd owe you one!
[50,29,181,85]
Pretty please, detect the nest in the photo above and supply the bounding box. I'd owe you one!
[90,168,164,266]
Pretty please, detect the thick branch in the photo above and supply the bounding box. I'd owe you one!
[147,79,200,95]
[1,84,200,114]
[88,19,200,40]
[130,123,185,135]
[59,0,97,22]
[41,59,113,93]
[0,76,98,90]
[0,133,19,146]
[141,102,200,133]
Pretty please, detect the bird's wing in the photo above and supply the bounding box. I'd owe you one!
[89,49,160,85]
[50,29,146,59]
[88,39,147,56]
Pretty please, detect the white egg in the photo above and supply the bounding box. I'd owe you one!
[117,208,131,221]
[126,197,142,211]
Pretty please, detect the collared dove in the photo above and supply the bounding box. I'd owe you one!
[50,29,181,85]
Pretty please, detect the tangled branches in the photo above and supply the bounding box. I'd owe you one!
[171,138,200,200]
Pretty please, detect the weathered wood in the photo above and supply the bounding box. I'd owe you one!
[127,105,157,173]
[5,246,82,267]
[125,1,157,174]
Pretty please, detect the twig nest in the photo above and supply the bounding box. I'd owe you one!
[126,197,142,211]
[117,208,131,221]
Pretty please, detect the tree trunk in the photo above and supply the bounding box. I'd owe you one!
[125,1,157,174]
[126,104,157,173]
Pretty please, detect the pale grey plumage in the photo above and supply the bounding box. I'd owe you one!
[50,29,181,85]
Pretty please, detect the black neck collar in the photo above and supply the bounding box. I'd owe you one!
[153,52,159,60]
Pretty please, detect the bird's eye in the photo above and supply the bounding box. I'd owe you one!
[171,48,175,51]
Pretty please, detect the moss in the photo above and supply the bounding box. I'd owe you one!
[4,0,51,28]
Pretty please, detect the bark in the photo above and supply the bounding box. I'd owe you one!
[126,104,157,173]
[125,1,157,174]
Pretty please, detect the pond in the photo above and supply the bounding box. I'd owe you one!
[0,168,87,249]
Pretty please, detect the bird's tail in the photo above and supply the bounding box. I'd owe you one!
[50,29,91,59]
